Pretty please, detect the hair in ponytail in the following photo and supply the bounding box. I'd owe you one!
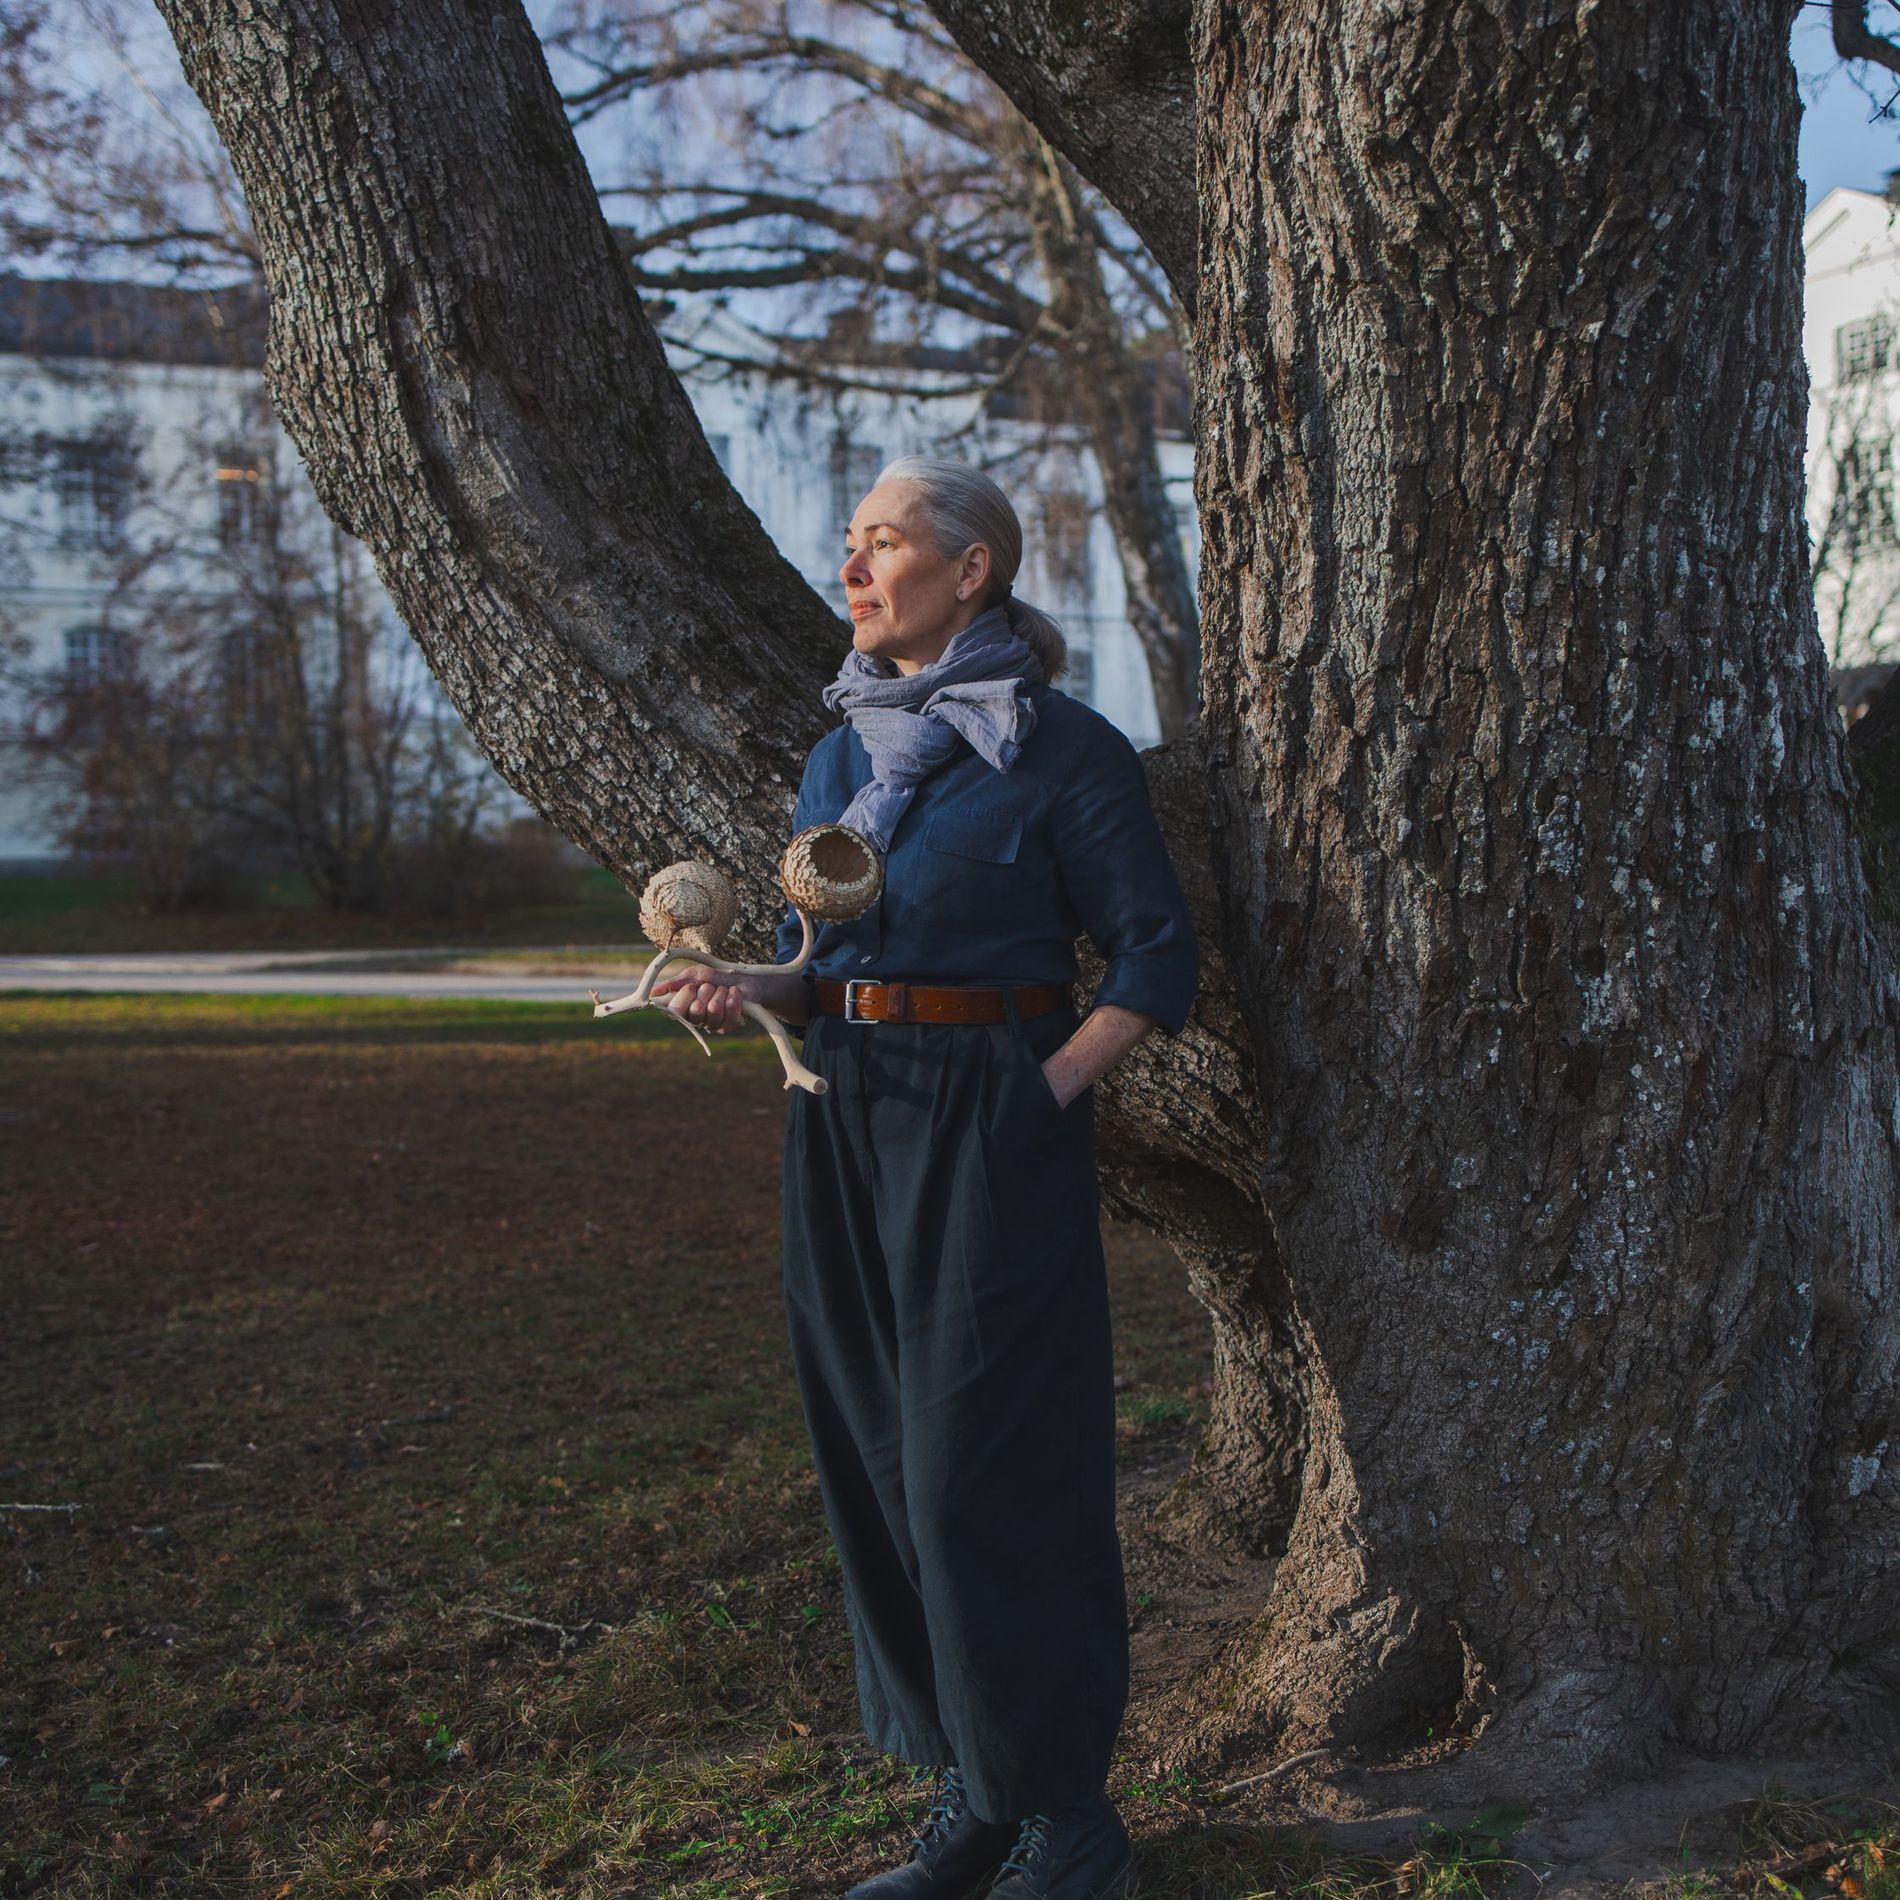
[875,455,1069,684]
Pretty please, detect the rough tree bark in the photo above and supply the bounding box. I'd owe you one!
[1177,0,1899,1775]
[157,0,1900,1786]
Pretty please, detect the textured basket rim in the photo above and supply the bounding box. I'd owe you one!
[780,822,883,921]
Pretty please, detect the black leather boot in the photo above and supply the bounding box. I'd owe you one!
[844,1766,1020,1900]
[983,1795,1136,1899]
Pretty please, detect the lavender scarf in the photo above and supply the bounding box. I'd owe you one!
[822,605,1041,851]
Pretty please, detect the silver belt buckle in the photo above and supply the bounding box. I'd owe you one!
[843,979,871,1023]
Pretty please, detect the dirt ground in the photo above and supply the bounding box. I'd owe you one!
[3,997,1891,1898]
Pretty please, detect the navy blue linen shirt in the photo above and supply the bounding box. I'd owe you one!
[774,684,1199,1034]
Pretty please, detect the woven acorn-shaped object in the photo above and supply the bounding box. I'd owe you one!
[639,860,739,953]
[779,823,883,922]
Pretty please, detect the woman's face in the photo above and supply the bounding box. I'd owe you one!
[840,480,991,675]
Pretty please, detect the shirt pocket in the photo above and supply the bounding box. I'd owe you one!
[923,805,1023,864]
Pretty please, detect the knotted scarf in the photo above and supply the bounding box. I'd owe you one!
[822,604,1041,852]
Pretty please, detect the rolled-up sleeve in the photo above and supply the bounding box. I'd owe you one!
[1052,727,1200,1034]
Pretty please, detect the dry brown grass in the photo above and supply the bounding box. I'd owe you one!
[8,998,1891,1899]
[0,998,1210,1896]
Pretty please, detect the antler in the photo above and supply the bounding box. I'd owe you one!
[590,906,812,1017]
[588,826,883,1096]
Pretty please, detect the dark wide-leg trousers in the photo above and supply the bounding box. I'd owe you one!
[781,996,1128,1825]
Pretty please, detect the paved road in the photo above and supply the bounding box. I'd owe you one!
[0,949,651,1005]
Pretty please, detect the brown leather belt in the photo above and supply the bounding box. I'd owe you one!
[811,978,1070,1025]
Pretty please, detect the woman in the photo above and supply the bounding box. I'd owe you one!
[654,457,1197,1900]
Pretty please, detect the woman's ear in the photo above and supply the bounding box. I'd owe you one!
[959,542,992,600]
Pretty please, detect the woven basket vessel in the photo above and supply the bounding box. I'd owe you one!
[639,860,739,952]
[779,824,883,922]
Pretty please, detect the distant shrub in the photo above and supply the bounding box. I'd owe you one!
[388,817,584,918]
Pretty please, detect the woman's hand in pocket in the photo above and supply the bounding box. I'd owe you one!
[1039,1004,1161,1107]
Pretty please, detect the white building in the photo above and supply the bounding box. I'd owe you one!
[0,274,1190,866]
[1803,182,1900,680]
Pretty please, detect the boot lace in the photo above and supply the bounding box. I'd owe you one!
[1000,1812,1054,1880]
[911,1765,968,1858]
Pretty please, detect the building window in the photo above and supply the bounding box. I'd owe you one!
[1837,315,1897,384]
[1837,435,1898,556]
[0,435,37,490]
[1037,483,1095,608]
[215,451,266,548]
[63,623,124,688]
[830,437,883,532]
[53,438,135,552]
[1063,643,1094,703]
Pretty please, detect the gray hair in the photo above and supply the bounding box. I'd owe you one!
[875,454,1069,685]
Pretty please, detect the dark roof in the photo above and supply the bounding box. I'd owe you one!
[0,273,266,369]
[1836,662,1897,714]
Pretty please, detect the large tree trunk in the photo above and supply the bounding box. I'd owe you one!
[157,0,1900,1790]
[1174,0,1900,1777]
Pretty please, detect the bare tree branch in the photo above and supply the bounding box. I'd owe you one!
[561,27,985,143]
[922,0,1196,315]
[607,186,1049,330]
[1834,0,1900,77]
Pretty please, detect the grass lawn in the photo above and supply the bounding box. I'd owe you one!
[0,868,643,956]
[3,999,1894,1897]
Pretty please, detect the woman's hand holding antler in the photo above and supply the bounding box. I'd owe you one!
[649,967,809,1031]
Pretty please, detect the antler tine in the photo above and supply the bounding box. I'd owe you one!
[742,1000,827,1094]
[686,906,815,980]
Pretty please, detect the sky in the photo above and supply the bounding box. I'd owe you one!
[1793,5,1900,205]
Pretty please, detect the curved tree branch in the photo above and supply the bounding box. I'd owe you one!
[609,186,1049,331]
[922,0,1197,317]
[561,28,987,146]
[1833,0,1900,77]
[151,0,842,947]
[148,0,1241,1208]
